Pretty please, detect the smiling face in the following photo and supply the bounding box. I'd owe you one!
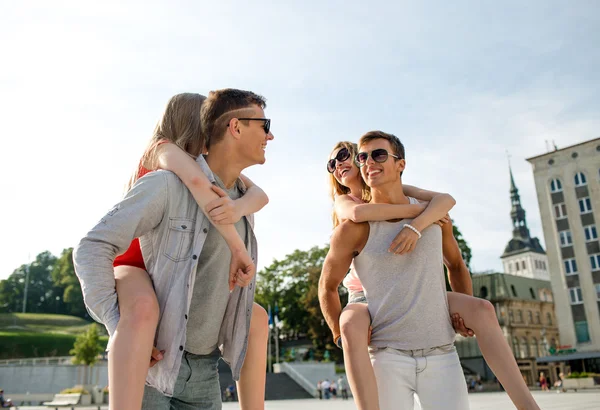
[329,146,360,188]
[238,104,274,165]
[358,138,405,189]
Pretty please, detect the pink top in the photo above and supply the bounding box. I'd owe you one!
[339,194,365,293]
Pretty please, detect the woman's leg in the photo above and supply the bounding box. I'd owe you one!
[447,292,540,410]
[340,303,379,410]
[110,266,160,410]
[236,302,269,410]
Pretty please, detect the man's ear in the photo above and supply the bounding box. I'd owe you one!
[397,158,406,174]
[227,118,243,141]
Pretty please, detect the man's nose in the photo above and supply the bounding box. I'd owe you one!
[267,131,274,140]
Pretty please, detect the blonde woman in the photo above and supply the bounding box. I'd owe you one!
[109,93,268,410]
[326,141,540,410]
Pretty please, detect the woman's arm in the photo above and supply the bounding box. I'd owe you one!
[334,195,426,223]
[153,143,254,288]
[205,174,269,224]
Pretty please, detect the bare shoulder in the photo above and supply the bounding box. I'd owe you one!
[331,220,369,252]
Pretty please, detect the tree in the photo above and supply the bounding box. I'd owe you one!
[52,248,87,318]
[452,222,472,269]
[255,245,345,362]
[0,251,58,313]
[70,323,104,384]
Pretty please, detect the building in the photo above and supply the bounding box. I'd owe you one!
[526,137,600,373]
[456,273,561,386]
[501,165,550,280]
[456,164,562,386]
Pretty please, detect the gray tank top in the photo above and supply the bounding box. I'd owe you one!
[353,199,455,350]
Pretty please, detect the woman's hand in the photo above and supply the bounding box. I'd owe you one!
[229,248,256,290]
[205,185,243,224]
[389,226,420,254]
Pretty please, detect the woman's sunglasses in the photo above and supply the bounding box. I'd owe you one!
[237,118,271,134]
[355,148,400,167]
[327,147,351,173]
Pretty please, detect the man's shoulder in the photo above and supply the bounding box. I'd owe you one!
[332,220,369,248]
[137,169,186,190]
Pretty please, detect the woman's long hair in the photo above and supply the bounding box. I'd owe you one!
[329,141,371,228]
[126,93,207,191]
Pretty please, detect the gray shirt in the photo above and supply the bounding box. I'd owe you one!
[353,199,455,351]
[73,156,257,396]
[186,175,248,354]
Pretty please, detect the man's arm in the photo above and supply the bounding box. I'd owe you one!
[318,221,367,344]
[442,221,473,296]
[73,171,169,337]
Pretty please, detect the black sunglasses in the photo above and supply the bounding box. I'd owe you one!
[355,148,400,167]
[237,118,271,134]
[327,147,351,173]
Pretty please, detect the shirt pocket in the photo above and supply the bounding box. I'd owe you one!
[163,217,196,262]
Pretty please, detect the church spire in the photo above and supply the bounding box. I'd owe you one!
[508,162,530,240]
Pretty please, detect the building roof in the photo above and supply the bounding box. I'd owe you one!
[536,350,600,363]
[502,237,546,258]
[471,272,552,302]
[526,137,600,162]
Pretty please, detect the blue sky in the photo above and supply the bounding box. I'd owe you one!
[1,0,598,279]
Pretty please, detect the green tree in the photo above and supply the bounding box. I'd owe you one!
[452,222,472,269]
[52,248,87,318]
[70,323,104,384]
[0,251,58,313]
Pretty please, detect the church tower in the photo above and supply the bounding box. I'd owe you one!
[501,165,550,280]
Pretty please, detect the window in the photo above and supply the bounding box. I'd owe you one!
[547,312,553,326]
[530,288,536,299]
[532,337,539,357]
[579,197,593,214]
[509,310,514,323]
[513,337,520,358]
[528,311,533,324]
[564,259,578,275]
[516,310,523,323]
[550,179,563,193]
[553,203,567,219]
[521,337,530,358]
[590,254,600,271]
[511,285,518,297]
[516,262,520,271]
[574,172,587,187]
[542,261,547,270]
[596,284,600,301]
[584,225,598,242]
[522,261,526,270]
[575,321,591,343]
[535,311,541,324]
[569,287,584,305]
[559,231,573,247]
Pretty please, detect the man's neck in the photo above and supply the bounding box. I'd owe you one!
[371,180,409,205]
[206,144,244,188]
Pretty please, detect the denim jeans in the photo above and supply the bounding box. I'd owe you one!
[142,350,221,410]
[370,346,469,410]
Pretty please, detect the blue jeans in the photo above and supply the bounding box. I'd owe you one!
[142,350,222,410]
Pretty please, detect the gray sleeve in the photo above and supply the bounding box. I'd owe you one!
[73,171,169,336]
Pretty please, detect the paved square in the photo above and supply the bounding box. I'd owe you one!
[222,391,600,409]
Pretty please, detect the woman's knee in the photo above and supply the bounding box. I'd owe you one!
[250,303,269,336]
[120,292,159,329]
[340,306,370,342]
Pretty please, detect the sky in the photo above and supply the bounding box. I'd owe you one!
[0,0,598,280]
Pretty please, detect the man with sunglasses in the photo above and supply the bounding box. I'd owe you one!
[320,131,470,409]
[75,88,274,410]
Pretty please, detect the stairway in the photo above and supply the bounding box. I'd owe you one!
[218,360,313,401]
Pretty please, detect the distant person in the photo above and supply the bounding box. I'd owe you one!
[331,381,338,398]
[338,376,349,400]
[322,379,331,399]
[317,381,323,399]
[0,390,12,408]
[539,372,549,391]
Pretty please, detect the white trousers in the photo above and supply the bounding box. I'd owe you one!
[370,347,470,410]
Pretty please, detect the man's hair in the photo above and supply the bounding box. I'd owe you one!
[201,88,267,149]
[358,130,405,160]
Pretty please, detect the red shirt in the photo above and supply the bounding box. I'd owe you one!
[113,140,169,270]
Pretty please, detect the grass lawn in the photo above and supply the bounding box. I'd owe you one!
[0,313,108,359]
